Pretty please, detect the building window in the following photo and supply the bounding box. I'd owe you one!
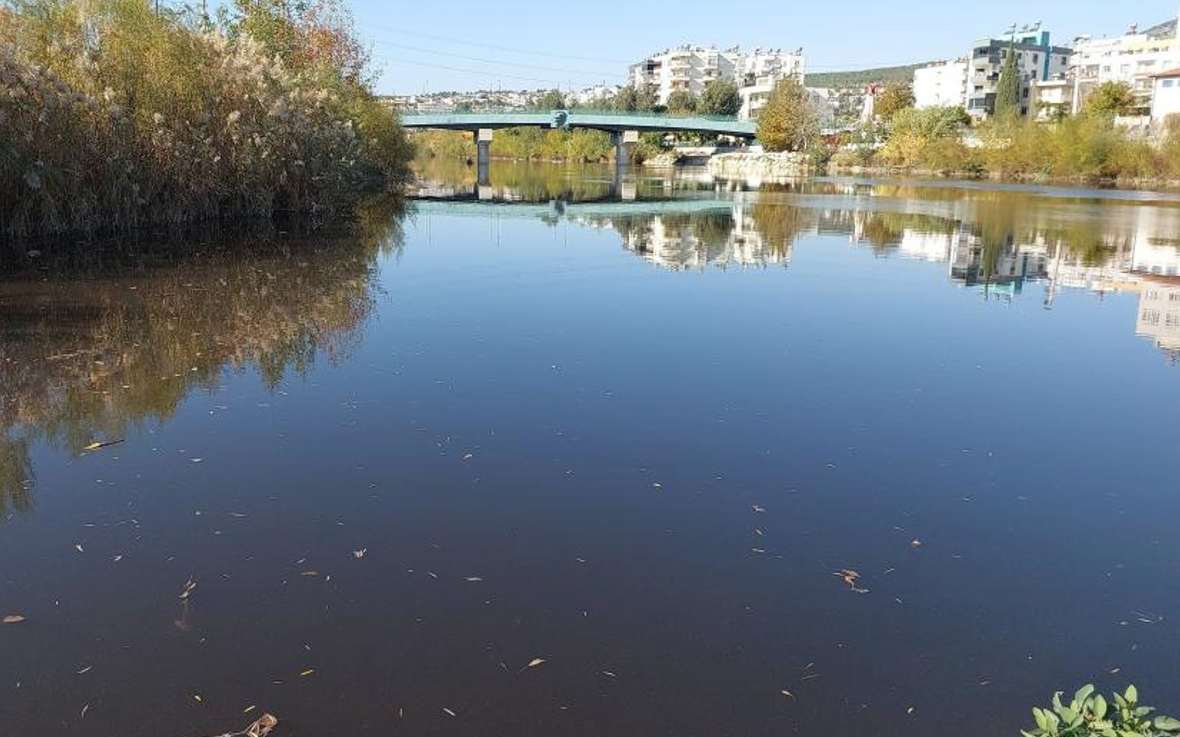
[1165,80,1177,88]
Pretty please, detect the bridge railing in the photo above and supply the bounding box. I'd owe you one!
[400,107,745,123]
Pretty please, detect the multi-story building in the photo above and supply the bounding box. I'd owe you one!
[1151,67,1180,123]
[629,46,805,119]
[913,60,969,108]
[1031,75,1072,119]
[965,24,1072,117]
[1068,20,1180,114]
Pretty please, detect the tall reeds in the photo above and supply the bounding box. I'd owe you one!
[0,0,412,241]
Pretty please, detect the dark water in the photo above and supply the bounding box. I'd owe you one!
[3,165,1180,737]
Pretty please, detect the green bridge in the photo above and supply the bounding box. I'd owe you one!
[400,110,758,175]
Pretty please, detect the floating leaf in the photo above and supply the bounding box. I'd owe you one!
[527,658,545,668]
[780,689,794,698]
[245,713,278,737]
[3,614,26,625]
[83,439,124,452]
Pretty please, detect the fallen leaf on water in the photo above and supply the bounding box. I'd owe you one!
[910,539,924,548]
[3,614,26,625]
[75,544,84,553]
[77,666,92,675]
[300,669,315,677]
[464,576,483,582]
[462,453,473,461]
[83,440,124,452]
[601,671,618,678]
[781,689,794,698]
[834,569,869,594]
[527,658,545,668]
[194,695,203,703]
[352,549,366,559]
[243,705,257,714]
[179,579,197,600]
[907,706,916,714]
[300,570,319,577]
[442,708,456,717]
[244,713,278,737]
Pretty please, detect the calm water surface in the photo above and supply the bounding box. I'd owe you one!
[2,165,1180,736]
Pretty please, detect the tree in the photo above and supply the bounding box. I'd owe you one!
[994,42,1022,118]
[534,89,565,111]
[756,78,820,152]
[700,79,741,117]
[1085,81,1139,117]
[613,84,658,113]
[665,89,699,115]
[874,82,915,122]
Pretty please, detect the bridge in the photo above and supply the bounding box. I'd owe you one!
[400,110,758,178]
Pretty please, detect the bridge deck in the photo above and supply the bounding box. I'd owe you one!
[401,111,757,139]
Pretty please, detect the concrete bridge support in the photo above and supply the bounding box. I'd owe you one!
[612,130,639,170]
[473,128,493,185]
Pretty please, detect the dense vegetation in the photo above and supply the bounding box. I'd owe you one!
[822,81,1180,183]
[0,0,412,241]
[804,63,928,89]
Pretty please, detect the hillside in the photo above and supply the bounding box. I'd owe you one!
[805,63,928,89]
[1146,18,1176,38]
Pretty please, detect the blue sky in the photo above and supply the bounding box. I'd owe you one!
[342,1,1180,93]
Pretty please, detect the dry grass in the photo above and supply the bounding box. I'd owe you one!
[0,0,411,241]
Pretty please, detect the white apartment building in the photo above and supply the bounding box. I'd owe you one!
[1068,20,1180,113]
[629,46,805,119]
[913,60,969,108]
[1151,67,1180,122]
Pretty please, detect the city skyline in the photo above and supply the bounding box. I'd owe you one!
[335,1,1180,93]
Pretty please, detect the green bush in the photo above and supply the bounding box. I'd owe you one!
[1024,685,1180,737]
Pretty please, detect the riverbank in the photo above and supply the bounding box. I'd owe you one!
[825,164,1180,191]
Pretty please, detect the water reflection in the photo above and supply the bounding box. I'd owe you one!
[411,164,1180,359]
[0,200,404,516]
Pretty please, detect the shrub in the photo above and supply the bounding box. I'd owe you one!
[1024,684,1180,737]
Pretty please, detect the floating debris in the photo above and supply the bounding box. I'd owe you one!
[179,578,197,600]
[3,614,26,625]
[835,569,869,594]
[83,439,124,452]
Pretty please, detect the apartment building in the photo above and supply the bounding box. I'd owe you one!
[965,24,1072,117]
[629,46,805,119]
[913,60,969,108]
[1068,21,1180,114]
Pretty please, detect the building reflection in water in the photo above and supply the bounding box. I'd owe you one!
[412,175,1180,362]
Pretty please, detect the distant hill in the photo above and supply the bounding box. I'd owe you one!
[1146,18,1176,38]
[805,63,928,89]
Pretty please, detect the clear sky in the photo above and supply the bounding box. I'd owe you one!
[342,1,1180,94]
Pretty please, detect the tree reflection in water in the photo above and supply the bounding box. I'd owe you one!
[0,197,405,516]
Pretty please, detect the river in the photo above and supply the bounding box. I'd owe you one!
[2,162,1179,736]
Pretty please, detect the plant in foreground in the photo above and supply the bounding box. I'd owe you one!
[1024,685,1180,737]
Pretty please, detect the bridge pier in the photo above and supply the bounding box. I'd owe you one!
[473,128,493,185]
[612,130,639,170]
